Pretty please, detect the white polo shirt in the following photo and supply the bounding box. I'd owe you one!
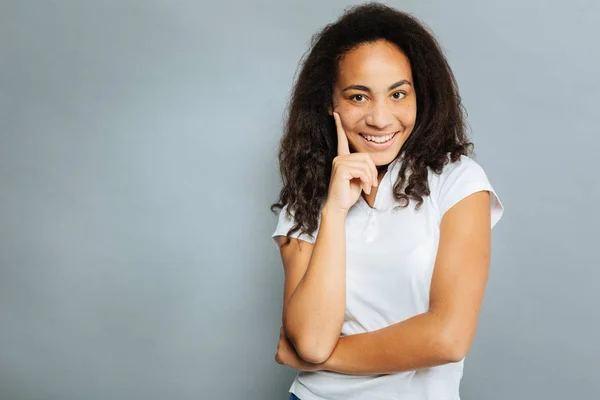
[272,154,504,400]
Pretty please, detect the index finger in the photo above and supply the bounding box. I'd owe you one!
[333,112,350,156]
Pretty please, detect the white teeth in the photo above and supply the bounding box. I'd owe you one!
[362,132,395,143]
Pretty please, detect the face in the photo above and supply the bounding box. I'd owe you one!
[329,39,417,166]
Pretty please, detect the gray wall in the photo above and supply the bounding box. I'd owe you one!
[1,0,598,399]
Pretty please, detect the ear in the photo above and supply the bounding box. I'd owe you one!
[327,105,333,116]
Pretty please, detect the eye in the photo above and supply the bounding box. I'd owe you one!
[392,91,406,99]
[349,94,366,102]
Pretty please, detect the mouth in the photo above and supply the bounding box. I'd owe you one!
[358,131,398,148]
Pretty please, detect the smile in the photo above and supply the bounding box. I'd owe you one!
[359,132,397,144]
[359,132,398,145]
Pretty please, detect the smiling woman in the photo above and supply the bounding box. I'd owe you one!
[270,3,504,400]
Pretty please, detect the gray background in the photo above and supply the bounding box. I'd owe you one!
[1,0,598,399]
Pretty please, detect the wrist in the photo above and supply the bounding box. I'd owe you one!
[322,203,349,219]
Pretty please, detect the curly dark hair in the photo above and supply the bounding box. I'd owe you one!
[271,2,473,243]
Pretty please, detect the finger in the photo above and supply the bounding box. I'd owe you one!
[337,160,374,190]
[362,154,378,187]
[348,155,377,188]
[333,112,350,156]
[359,179,371,195]
[341,165,373,195]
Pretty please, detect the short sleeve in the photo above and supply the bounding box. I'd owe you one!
[436,156,504,229]
[271,204,320,248]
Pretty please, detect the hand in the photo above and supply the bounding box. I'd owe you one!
[274,327,323,372]
[326,112,378,213]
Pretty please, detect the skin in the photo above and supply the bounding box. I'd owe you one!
[275,39,492,374]
[328,39,417,208]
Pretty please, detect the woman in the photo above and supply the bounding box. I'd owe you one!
[271,3,504,399]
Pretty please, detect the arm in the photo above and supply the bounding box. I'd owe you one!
[278,205,349,364]
[277,112,380,364]
[321,191,492,374]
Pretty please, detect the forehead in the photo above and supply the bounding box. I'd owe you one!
[336,40,413,85]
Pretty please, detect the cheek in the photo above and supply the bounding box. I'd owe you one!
[335,106,364,131]
[399,103,417,126]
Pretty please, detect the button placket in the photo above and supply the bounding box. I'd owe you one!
[362,209,378,243]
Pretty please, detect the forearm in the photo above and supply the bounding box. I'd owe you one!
[284,205,348,362]
[321,312,460,375]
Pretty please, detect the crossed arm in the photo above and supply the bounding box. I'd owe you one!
[275,191,492,375]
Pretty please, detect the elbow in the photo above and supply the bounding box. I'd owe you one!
[293,337,334,364]
[436,331,470,363]
[427,312,473,363]
[283,322,335,364]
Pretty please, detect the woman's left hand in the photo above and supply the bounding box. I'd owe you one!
[275,327,324,372]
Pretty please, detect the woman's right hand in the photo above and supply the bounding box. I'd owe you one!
[325,112,379,213]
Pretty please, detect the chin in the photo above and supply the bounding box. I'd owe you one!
[371,153,399,167]
[364,146,403,165]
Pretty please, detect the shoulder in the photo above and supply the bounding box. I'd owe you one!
[428,154,489,192]
[271,202,325,247]
[432,153,485,179]
[428,153,504,228]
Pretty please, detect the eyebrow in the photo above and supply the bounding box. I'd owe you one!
[341,80,412,93]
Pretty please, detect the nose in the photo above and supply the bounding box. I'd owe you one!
[365,101,394,130]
